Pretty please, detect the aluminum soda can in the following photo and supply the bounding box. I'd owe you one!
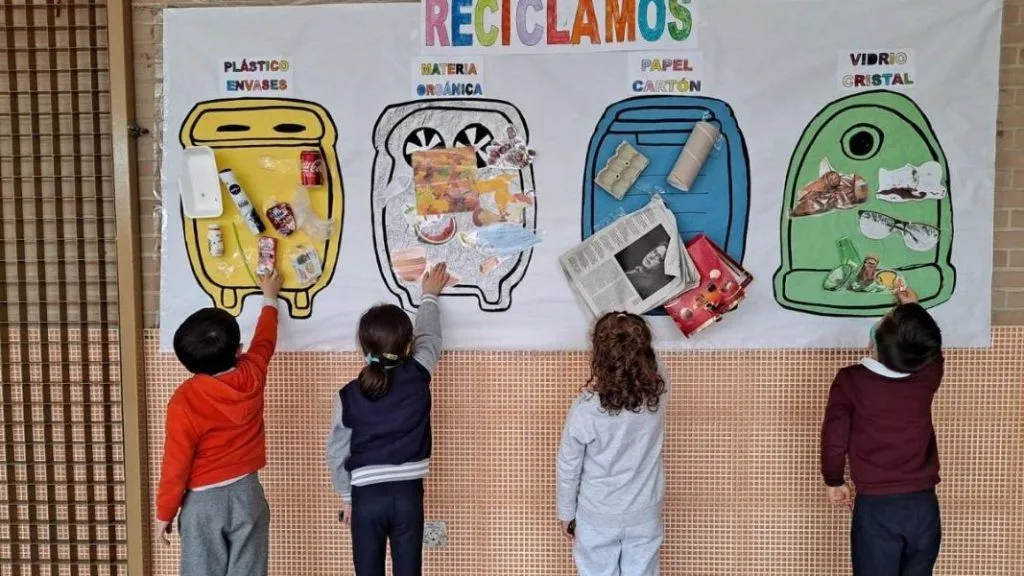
[207,224,224,257]
[300,150,323,186]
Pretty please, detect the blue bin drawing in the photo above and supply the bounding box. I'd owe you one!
[582,96,751,268]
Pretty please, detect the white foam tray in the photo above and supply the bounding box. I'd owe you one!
[180,146,223,219]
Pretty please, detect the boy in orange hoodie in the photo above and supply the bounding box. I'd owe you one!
[155,270,282,576]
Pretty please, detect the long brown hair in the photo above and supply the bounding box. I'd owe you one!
[587,312,665,413]
[357,304,414,400]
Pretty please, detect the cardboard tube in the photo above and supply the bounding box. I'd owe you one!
[668,121,719,192]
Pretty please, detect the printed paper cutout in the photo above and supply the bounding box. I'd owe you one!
[479,256,502,275]
[823,237,901,293]
[790,157,868,217]
[415,214,458,245]
[858,210,939,252]
[485,124,536,169]
[412,148,479,215]
[472,173,533,226]
[289,244,323,286]
[391,246,428,282]
[595,141,649,200]
[877,161,946,202]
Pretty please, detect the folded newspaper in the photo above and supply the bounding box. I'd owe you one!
[560,196,700,317]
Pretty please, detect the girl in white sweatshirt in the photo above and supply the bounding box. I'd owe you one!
[556,312,671,576]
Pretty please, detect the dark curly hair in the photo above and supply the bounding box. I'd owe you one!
[587,312,665,413]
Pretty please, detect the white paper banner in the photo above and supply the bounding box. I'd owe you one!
[161,0,999,351]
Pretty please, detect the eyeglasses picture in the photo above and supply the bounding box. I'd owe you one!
[858,210,939,252]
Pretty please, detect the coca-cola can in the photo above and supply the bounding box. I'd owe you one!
[300,150,323,186]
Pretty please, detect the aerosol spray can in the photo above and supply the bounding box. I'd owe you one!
[218,169,266,235]
[207,224,224,257]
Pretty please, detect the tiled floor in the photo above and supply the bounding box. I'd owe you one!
[143,329,1024,575]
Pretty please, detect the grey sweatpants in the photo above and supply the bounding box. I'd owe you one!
[573,518,663,576]
[178,474,270,576]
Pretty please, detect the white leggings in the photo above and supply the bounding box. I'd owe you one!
[573,518,663,576]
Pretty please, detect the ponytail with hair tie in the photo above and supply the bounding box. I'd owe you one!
[364,352,400,366]
[356,304,415,401]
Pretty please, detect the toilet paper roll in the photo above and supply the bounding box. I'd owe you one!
[667,121,720,192]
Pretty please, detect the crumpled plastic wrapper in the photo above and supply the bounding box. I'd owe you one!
[292,186,333,241]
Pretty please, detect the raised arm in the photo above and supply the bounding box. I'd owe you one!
[243,302,279,372]
[238,271,282,380]
[325,394,353,503]
[411,295,442,375]
[556,401,591,522]
[820,371,853,487]
[412,263,449,376]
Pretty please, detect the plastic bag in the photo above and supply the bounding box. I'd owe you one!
[292,186,333,241]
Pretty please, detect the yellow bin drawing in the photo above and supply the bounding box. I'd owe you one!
[179,98,344,318]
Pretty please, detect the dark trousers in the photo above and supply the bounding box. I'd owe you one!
[351,479,424,576]
[851,489,941,576]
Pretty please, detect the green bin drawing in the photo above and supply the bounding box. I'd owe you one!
[773,90,955,317]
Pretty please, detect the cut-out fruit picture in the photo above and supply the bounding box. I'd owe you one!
[415,215,458,245]
[774,90,955,317]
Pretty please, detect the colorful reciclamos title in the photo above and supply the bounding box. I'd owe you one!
[423,0,697,53]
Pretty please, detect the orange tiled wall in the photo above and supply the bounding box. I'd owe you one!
[144,328,1024,575]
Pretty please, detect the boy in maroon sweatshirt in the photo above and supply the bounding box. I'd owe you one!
[820,285,944,576]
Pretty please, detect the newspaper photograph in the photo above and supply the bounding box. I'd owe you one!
[560,196,699,317]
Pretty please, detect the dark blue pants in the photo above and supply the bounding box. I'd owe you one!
[851,489,941,576]
[351,479,424,576]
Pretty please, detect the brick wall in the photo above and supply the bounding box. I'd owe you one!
[997,4,1024,324]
